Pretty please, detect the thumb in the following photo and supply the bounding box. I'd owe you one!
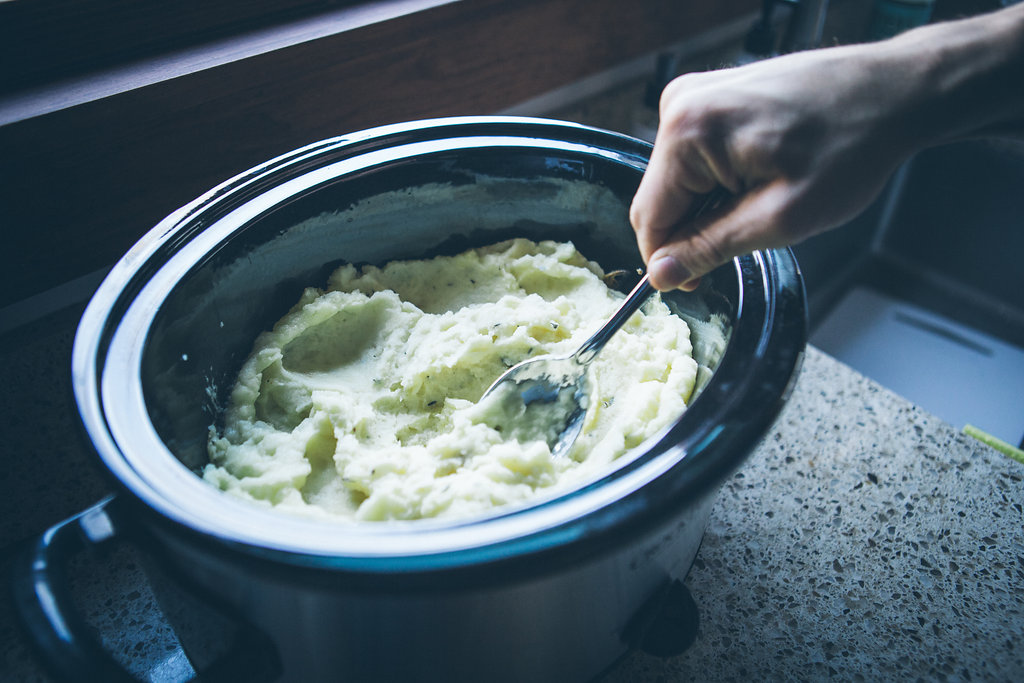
[646,181,794,291]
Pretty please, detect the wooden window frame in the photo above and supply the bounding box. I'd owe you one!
[0,0,755,308]
[0,0,358,93]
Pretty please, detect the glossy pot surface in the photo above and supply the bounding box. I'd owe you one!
[63,117,806,682]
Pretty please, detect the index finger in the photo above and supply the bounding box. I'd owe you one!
[629,133,717,263]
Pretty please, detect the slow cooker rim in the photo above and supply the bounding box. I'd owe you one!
[72,116,806,577]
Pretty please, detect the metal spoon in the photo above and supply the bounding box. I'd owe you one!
[481,189,728,457]
[481,273,657,457]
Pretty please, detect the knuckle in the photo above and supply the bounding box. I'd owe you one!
[659,77,716,133]
[658,73,699,116]
[628,201,644,234]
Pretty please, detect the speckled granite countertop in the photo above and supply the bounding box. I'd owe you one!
[605,346,1024,682]
[2,305,1022,682]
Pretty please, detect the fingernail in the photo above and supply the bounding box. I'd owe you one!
[650,255,691,291]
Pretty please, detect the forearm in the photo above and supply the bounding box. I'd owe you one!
[881,3,1024,147]
[629,2,1024,291]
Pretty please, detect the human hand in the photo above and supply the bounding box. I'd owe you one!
[630,44,918,291]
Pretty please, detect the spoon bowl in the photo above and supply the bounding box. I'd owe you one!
[482,189,728,456]
[481,274,655,456]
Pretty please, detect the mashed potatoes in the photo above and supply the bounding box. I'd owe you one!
[204,239,698,522]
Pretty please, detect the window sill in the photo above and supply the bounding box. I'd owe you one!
[1,0,457,126]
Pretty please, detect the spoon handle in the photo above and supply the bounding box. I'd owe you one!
[574,274,655,365]
[573,187,730,366]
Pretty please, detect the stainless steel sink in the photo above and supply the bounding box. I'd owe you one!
[800,139,1024,447]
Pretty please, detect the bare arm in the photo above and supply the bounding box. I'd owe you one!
[630,3,1024,291]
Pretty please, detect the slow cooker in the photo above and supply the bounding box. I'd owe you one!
[13,117,806,682]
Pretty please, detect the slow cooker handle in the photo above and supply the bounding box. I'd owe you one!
[10,495,280,683]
